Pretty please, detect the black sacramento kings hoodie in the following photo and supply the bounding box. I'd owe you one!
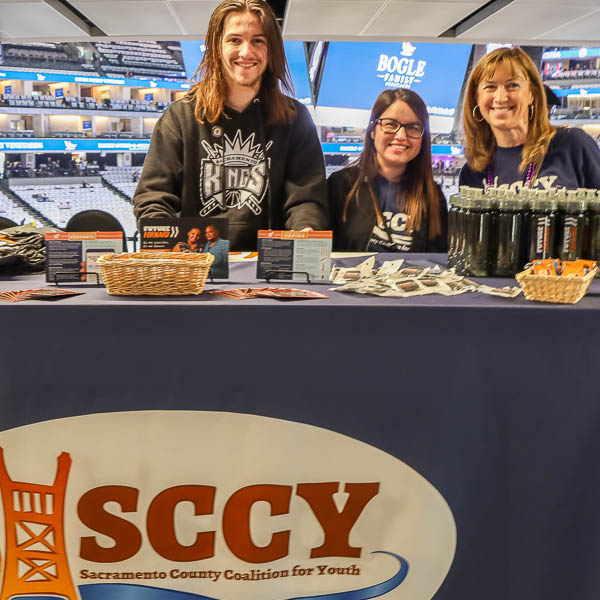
[133,94,328,251]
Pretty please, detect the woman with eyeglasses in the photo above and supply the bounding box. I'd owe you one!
[327,88,448,252]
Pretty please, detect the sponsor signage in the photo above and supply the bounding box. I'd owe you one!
[317,42,472,118]
[552,87,600,97]
[542,48,600,60]
[0,138,463,156]
[322,143,463,156]
[0,69,191,90]
[0,138,151,153]
[0,411,456,600]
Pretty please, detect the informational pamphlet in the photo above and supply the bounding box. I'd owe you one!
[140,217,229,279]
[256,230,333,281]
[44,232,123,284]
[209,287,329,300]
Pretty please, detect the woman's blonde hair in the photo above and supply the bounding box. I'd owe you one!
[186,0,295,125]
[343,88,441,240]
[463,47,555,173]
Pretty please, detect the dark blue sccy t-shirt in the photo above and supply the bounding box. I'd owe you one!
[367,176,414,252]
[459,126,600,192]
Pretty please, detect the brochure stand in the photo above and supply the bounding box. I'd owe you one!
[53,272,100,286]
[263,270,311,284]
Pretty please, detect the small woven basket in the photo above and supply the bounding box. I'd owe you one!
[516,265,598,304]
[97,252,214,296]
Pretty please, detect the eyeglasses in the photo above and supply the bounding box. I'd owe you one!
[374,118,424,139]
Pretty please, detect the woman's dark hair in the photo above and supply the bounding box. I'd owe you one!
[343,88,441,239]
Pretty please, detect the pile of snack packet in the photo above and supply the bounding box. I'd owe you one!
[329,257,521,298]
[527,258,597,276]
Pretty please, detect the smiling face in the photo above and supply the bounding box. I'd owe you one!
[220,10,268,96]
[205,226,218,242]
[371,100,423,179]
[476,63,533,139]
[188,228,202,245]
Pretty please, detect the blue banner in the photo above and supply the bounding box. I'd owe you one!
[542,48,600,60]
[322,142,463,156]
[284,41,311,105]
[0,69,191,91]
[0,138,150,153]
[0,138,463,156]
[317,42,471,116]
[179,41,205,80]
[552,87,600,97]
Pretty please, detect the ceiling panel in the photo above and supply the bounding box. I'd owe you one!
[539,7,600,40]
[283,0,385,37]
[365,1,485,37]
[0,0,599,44]
[170,0,221,35]
[70,0,183,36]
[456,1,598,41]
[0,1,89,38]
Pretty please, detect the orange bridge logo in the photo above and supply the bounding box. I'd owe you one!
[0,447,77,600]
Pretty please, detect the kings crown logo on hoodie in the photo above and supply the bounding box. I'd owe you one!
[199,131,272,217]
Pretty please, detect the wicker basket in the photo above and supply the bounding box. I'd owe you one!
[97,252,214,296]
[516,265,598,304]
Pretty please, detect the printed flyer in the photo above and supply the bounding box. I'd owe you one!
[44,231,123,283]
[140,217,229,279]
[256,230,332,281]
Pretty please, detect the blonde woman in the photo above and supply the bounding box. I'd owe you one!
[460,47,600,191]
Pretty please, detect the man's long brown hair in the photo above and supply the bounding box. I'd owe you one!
[343,88,441,239]
[463,47,556,173]
[187,0,295,125]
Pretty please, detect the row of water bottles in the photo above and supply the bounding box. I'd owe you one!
[448,186,600,276]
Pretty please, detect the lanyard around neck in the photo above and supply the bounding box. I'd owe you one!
[486,162,536,189]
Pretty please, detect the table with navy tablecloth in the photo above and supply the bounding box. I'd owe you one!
[1,253,599,600]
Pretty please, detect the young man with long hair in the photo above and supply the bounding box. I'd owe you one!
[134,0,328,251]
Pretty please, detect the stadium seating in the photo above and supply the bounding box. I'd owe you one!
[102,166,142,199]
[0,190,36,226]
[2,43,78,70]
[12,182,137,236]
[1,93,168,115]
[95,41,186,80]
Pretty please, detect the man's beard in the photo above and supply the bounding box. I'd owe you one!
[238,75,262,88]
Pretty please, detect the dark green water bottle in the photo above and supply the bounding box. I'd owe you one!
[587,191,600,260]
[527,190,558,261]
[557,190,587,261]
[494,190,526,276]
[466,191,495,276]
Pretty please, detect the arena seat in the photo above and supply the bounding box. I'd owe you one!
[66,210,127,251]
[0,217,18,230]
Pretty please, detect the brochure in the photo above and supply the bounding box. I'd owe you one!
[140,217,229,279]
[256,230,332,281]
[44,232,123,284]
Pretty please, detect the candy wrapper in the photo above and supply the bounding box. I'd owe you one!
[329,258,521,299]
